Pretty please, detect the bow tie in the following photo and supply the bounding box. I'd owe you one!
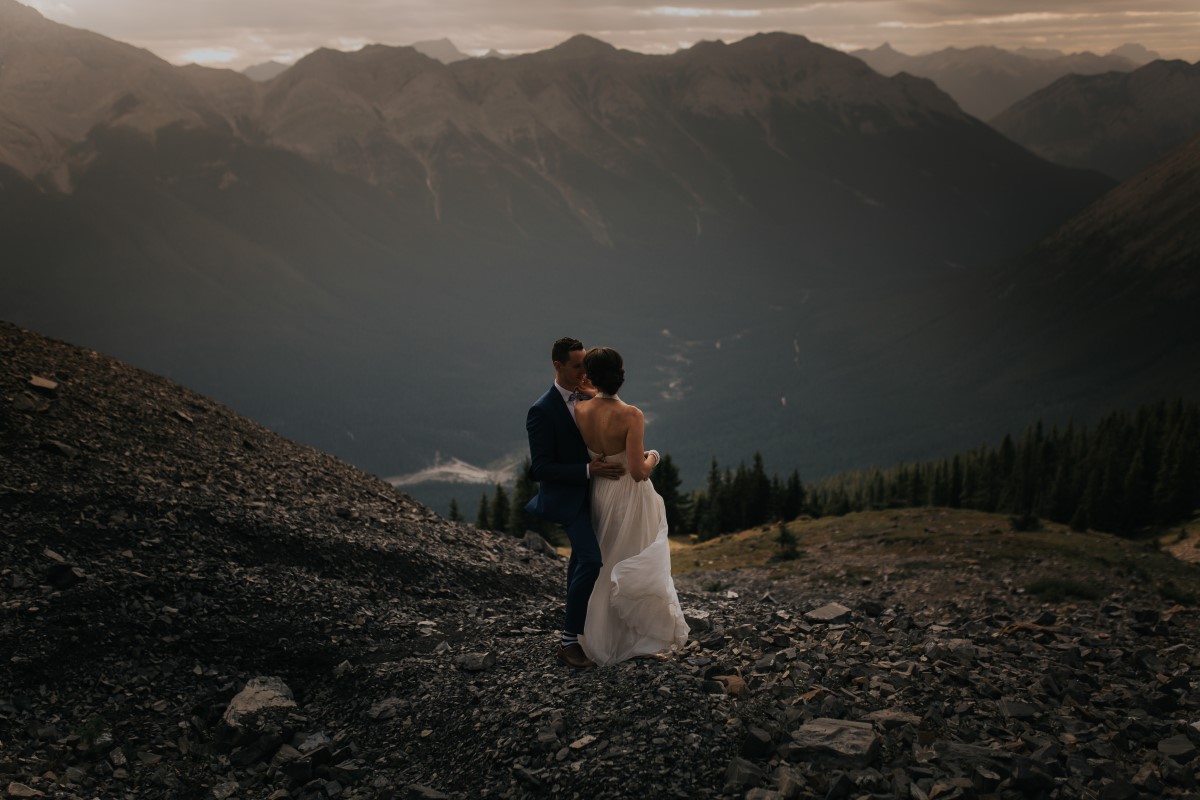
[568,391,591,402]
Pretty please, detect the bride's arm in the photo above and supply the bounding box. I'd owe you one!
[624,407,659,482]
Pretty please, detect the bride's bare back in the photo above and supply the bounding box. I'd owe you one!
[576,396,657,481]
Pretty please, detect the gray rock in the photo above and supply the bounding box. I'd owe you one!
[724,756,765,789]
[522,531,561,558]
[28,375,58,393]
[211,783,239,800]
[773,765,807,799]
[744,789,784,800]
[789,718,880,765]
[222,676,297,729]
[803,603,852,624]
[1158,733,1197,761]
[366,697,405,720]
[998,699,1039,718]
[455,651,498,672]
[405,785,450,799]
[41,439,79,458]
[741,725,773,759]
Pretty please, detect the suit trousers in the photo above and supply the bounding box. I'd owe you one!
[563,504,602,635]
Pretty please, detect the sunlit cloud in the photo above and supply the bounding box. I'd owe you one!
[334,37,370,51]
[1123,10,1200,17]
[179,47,239,64]
[26,0,75,19]
[641,6,763,18]
[879,12,1099,31]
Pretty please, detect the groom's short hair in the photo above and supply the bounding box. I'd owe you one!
[552,337,584,364]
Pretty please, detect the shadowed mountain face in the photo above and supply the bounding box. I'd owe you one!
[878,132,1200,423]
[852,44,1136,121]
[0,3,1141,492]
[991,60,1200,181]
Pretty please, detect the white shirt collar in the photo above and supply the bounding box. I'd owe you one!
[554,380,574,402]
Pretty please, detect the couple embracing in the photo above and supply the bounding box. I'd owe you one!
[525,337,689,669]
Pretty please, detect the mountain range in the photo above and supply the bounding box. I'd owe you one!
[992,59,1200,180]
[241,38,473,83]
[2,0,1196,506]
[851,43,1137,120]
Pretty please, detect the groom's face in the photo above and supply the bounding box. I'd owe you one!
[555,348,586,390]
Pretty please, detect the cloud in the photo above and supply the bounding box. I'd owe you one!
[38,0,1200,68]
[179,46,240,65]
[640,6,764,18]
[26,0,75,18]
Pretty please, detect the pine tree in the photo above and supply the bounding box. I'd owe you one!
[774,521,799,560]
[697,458,724,540]
[949,455,964,508]
[784,469,806,520]
[448,497,462,522]
[475,493,490,529]
[492,483,511,535]
[509,459,540,536]
[748,452,772,527]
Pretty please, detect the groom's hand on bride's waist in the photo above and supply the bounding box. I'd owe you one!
[590,458,625,480]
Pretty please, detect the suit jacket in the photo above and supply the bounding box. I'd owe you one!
[525,384,590,524]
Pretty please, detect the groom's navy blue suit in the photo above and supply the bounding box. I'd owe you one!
[525,384,602,636]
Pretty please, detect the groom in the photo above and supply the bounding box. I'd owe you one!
[525,337,624,669]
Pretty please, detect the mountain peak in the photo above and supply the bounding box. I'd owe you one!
[542,34,619,59]
[734,31,814,50]
[243,60,290,82]
[410,37,471,64]
[1111,42,1162,65]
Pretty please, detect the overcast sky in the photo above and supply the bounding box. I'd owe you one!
[25,0,1200,69]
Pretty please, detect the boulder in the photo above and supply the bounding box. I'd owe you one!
[222,676,297,730]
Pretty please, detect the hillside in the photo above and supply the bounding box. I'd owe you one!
[992,59,1200,180]
[3,322,1199,798]
[851,43,1135,120]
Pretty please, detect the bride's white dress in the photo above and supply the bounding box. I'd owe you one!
[581,450,689,666]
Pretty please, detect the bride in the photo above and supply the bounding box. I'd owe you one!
[574,347,689,666]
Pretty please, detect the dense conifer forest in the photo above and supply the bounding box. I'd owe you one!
[806,399,1200,536]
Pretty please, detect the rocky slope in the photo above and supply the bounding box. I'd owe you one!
[3,321,1199,799]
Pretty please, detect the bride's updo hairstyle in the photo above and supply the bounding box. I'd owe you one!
[584,347,625,396]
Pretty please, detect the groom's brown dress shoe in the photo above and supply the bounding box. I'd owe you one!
[556,643,596,669]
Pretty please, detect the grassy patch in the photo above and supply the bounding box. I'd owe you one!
[669,508,1200,606]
